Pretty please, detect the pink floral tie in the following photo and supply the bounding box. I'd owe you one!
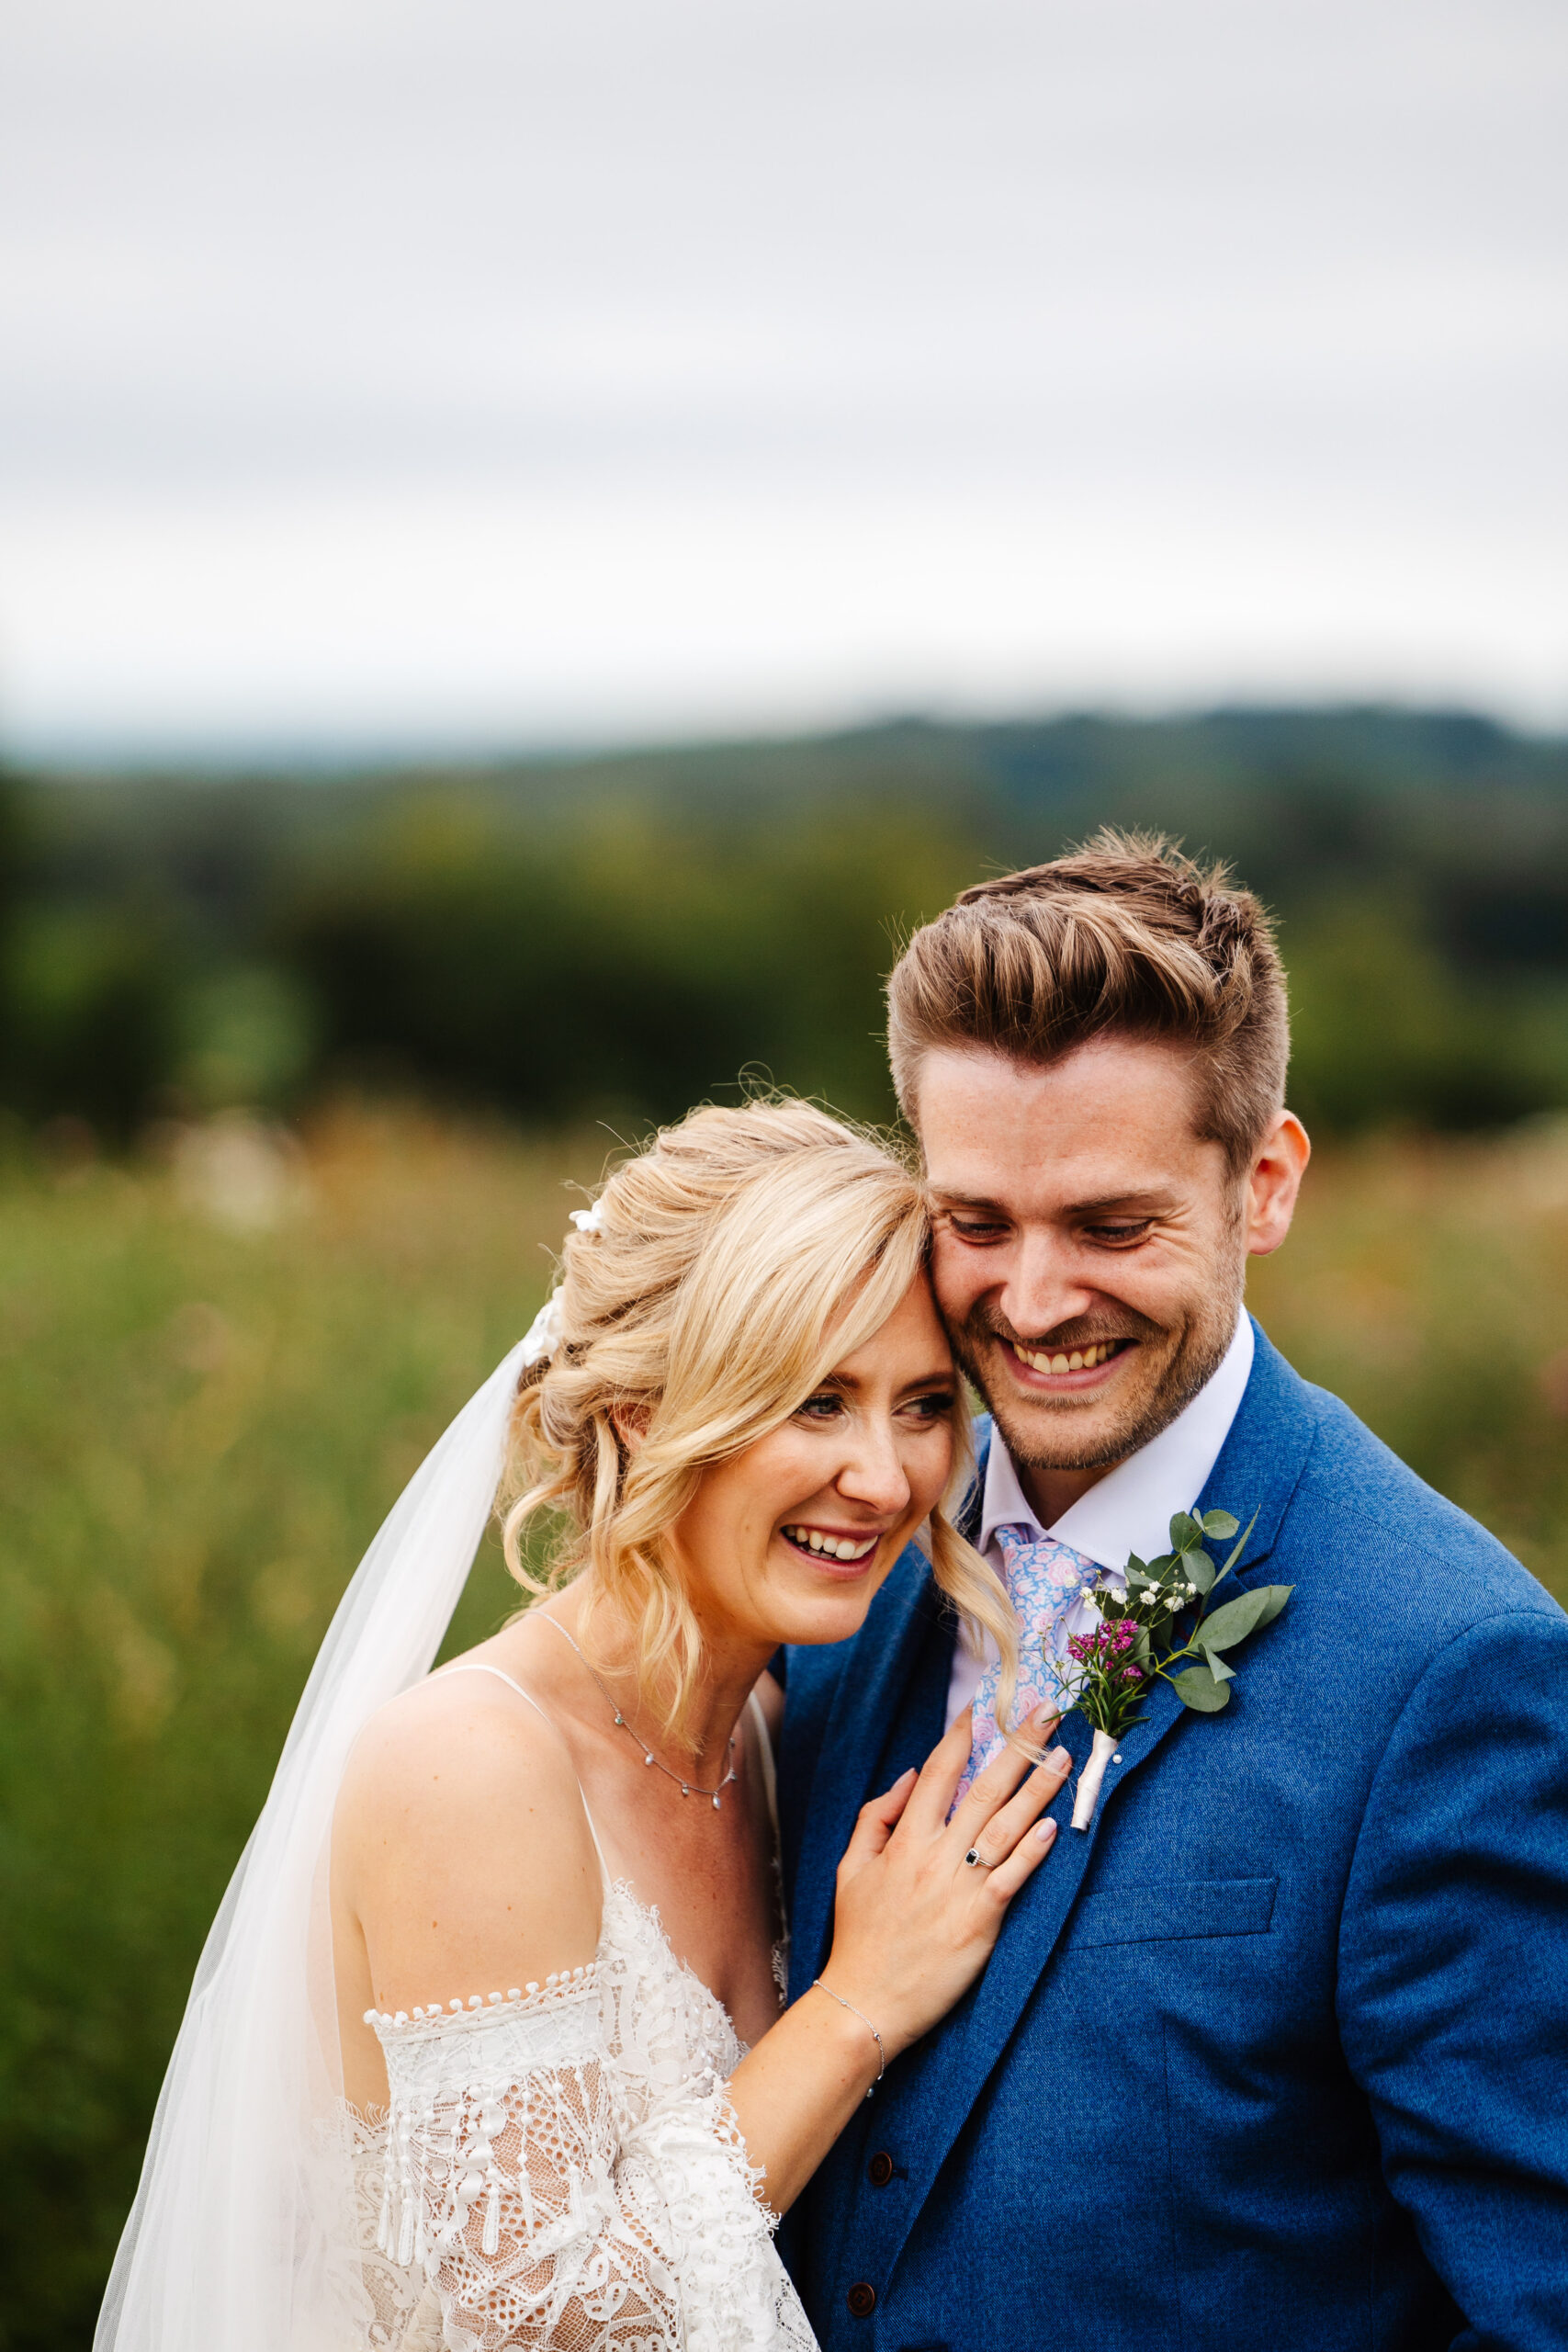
[953,1523,1103,1806]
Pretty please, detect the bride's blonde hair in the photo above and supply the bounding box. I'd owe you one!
[501,1099,1019,1751]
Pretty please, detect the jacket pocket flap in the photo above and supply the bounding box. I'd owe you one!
[1064,1875,1279,1951]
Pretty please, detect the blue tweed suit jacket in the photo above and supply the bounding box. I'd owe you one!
[777,1324,1568,2352]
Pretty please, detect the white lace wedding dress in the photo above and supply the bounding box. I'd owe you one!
[345,1665,817,2352]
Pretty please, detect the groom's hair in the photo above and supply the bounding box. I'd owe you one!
[886,829,1289,1172]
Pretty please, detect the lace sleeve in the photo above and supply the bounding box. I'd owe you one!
[367,1969,811,2352]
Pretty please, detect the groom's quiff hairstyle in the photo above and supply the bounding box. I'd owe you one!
[886,829,1289,1173]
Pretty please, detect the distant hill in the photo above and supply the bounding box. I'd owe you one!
[6,706,1567,1139]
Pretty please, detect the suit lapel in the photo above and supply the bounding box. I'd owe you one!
[878,1321,1321,2282]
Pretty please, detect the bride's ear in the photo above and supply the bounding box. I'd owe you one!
[611,1403,650,1454]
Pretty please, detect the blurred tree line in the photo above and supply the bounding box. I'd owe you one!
[3,703,1567,1143]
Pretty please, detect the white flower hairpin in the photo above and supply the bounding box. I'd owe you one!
[520,1291,565,1367]
[521,1201,604,1366]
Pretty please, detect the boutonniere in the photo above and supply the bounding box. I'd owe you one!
[1061,1509,1292,1829]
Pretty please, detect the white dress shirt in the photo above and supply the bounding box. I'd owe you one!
[946,1309,1256,1726]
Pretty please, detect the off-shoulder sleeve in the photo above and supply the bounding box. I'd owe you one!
[368,1971,812,2352]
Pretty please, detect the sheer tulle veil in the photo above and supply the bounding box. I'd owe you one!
[95,1337,535,2351]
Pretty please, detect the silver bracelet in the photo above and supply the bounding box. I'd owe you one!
[811,1979,886,2098]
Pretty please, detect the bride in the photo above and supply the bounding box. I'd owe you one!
[96,1100,1067,2352]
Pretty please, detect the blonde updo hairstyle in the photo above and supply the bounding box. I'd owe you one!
[501,1100,1019,1752]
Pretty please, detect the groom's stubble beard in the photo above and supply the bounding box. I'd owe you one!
[948,1245,1247,1476]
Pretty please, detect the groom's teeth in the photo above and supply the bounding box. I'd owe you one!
[1011,1340,1119,1374]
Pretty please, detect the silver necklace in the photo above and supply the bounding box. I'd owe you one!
[544,1619,739,1811]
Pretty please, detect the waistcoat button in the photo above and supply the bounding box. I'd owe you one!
[847,2281,877,2317]
[867,2150,895,2187]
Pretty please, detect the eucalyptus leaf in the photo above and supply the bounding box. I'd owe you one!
[1211,1509,1260,1589]
[1126,1553,1149,1580]
[1170,1512,1202,1553]
[1186,1551,1216,1595]
[1201,1509,1240,1540]
[1199,1583,1293,1653]
[1173,1666,1232,1713]
[1249,1583,1294,1632]
[1195,1588,1273,1652]
[1201,1645,1236,1682]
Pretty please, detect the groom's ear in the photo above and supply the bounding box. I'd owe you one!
[1246,1110,1311,1257]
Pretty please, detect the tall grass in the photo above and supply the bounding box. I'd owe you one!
[1247,1121,1568,1602]
[2,1104,1565,2346]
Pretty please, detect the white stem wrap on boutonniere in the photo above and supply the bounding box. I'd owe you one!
[1072,1729,1122,1832]
[1057,1506,1292,1831]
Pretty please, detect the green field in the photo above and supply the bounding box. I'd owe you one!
[3,1102,1566,2346]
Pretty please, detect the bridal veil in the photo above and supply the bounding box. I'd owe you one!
[95,1338,535,2352]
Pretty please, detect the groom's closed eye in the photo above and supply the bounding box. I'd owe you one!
[941,1212,1011,1244]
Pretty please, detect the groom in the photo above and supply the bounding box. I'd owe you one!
[777,834,1568,2351]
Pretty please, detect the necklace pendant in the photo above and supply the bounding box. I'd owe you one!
[711,1793,721,1810]
[644,1752,655,1766]
[680,1783,689,1797]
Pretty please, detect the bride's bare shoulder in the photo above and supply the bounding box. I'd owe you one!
[334,1659,601,1982]
[341,1662,583,1837]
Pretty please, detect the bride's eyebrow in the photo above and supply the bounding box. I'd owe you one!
[813,1362,957,1396]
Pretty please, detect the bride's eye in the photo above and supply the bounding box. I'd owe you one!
[796,1392,843,1420]
[903,1389,956,1422]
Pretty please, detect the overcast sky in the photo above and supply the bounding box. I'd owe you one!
[1,0,1563,760]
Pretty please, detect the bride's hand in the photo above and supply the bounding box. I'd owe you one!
[818,1708,1069,2061]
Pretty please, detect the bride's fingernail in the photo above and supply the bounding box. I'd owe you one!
[1034,1819,1057,1844]
[1027,1704,1058,1728]
[1048,1747,1071,1772]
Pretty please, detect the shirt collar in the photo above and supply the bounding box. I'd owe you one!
[977,1307,1255,1575]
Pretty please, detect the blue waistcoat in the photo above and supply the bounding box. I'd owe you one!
[776,1324,1568,2352]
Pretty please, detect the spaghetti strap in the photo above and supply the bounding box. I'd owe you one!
[436,1661,613,1885]
[748,1687,779,1840]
